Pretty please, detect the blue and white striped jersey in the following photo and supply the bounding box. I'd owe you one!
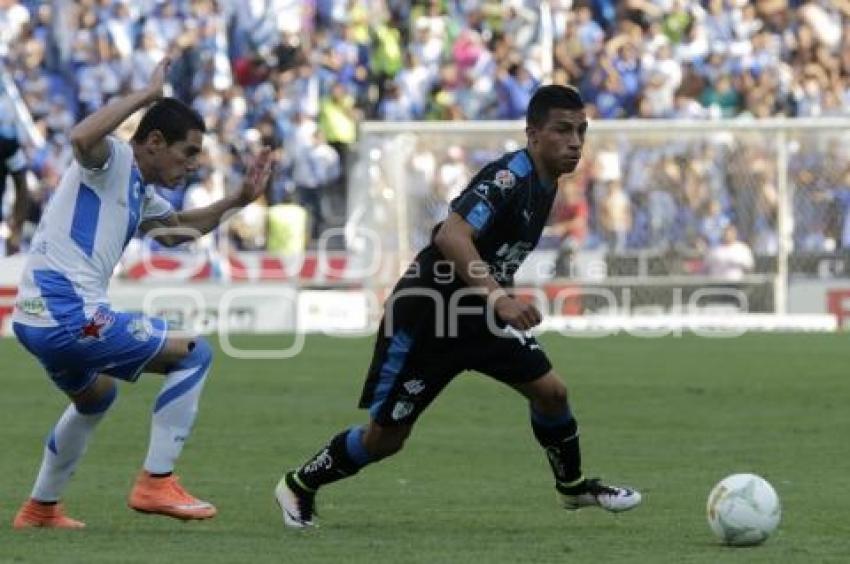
[14,136,173,328]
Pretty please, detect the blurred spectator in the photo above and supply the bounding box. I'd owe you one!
[183,146,225,252]
[0,0,30,55]
[377,81,416,121]
[547,176,589,250]
[546,175,588,274]
[267,197,309,255]
[436,145,469,203]
[599,180,632,252]
[2,0,850,259]
[293,130,340,241]
[699,199,731,247]
[0,102,29,255]
[704,225,755,280]
[229,198,267,251]
[319,82,358,209]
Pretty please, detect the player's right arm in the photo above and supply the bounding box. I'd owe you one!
[69,58,170,169]
[434,212,542,331]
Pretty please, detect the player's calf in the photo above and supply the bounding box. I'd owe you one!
[13,379,118,530]
[143,337,212,475]
[130,337,216,520]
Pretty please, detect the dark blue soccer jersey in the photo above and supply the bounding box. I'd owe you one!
[404,148,557,293]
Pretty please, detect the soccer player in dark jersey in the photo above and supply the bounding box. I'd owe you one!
[0,120,31,255]
[275,85,641,528]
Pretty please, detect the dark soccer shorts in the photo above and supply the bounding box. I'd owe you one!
[358,309,552,427]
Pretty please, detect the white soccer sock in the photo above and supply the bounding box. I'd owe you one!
[31,405,106,502]
[143,341,212,474]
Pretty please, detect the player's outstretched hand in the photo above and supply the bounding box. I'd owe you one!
[237,147,275,205]
[144,57,171,102]
[494,295,543,331]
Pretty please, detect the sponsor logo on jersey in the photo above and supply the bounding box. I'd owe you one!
[494,169,516,191]
[17,297,46,316]
[127,317,154,342]
[391,401,415,421]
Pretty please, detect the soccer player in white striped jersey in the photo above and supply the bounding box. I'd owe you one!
[11,58,273,529]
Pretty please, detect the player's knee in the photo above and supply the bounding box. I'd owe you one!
[75,384,118,415]
[548,381,568,407]
[176,336,213,369]
[372,436,406,458]
[364,424,410,459]
[532,378,569,415]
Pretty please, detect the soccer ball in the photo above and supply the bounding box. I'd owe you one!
[706,473,781,546]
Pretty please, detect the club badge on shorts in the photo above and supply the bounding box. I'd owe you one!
[79,307,116,341]
[127,317,154,342]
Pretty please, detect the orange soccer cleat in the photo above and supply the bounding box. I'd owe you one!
[12,499,86,529]
[128,472,217,521]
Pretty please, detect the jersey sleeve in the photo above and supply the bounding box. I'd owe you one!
[141,186,174,221]
[79,136,126,186]
[449,168,517,235]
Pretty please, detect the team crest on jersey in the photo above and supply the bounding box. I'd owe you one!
[127,317,154,342]
[79,308,116,341]
[494,169,516,191]
[474,183,490,197]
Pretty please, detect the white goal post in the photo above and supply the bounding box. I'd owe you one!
[347,117,850,330]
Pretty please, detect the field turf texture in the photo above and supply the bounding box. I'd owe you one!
[1,333,849,563]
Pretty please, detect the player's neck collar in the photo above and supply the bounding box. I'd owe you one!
[131,161,154,188]
[130,143,157,187]
[536,174,555,192]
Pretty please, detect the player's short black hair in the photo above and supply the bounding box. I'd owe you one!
[131,97,206,145]
[526,85,584,128]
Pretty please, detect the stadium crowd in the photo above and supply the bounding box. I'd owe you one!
[1,0,850,268]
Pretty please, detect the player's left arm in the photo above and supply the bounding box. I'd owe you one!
[70,58,170,169]
[140,148,273,247]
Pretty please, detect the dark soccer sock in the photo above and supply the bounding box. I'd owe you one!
[530,407,584,490]
[294,426,374,492]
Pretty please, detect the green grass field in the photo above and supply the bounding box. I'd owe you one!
[2,333,849,564]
